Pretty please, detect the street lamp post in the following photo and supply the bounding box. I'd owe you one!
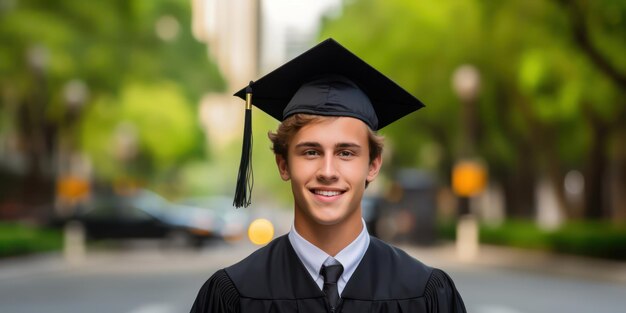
[451,65,485,261]
[56,79,90,217]
[59,79,90,265]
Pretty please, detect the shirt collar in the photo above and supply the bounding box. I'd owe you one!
[334,221,370,288]
[288,226,328,282]
[288,219,370,294]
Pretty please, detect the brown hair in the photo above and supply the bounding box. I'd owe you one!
[268,114,384,164]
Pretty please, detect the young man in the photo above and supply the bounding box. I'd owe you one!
[191,39,466,313]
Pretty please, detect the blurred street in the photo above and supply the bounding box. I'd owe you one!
[1,1,625,312]
[1,240,625,313]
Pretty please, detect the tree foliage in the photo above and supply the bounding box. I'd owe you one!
[0,0,225,200]
[321,0,625,219]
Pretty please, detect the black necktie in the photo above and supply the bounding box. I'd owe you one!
[320,264,344,311]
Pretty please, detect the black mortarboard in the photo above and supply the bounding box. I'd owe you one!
[232,38,425,207]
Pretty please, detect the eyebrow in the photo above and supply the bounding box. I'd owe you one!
[294,142,322,149]
[294,142,362,149]
[336,143,361,149]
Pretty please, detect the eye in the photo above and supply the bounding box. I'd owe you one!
[303,150,320,157]
[338,150,355,158]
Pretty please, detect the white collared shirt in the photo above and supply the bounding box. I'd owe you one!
[288,219,370,295]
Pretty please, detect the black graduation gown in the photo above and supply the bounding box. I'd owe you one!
[191,235,466,313]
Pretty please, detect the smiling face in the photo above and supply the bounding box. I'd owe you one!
[276,116,382,232]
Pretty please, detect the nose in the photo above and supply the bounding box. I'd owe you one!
[317,154,339,183]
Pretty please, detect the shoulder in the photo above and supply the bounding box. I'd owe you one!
[225,234,290,285]
[344,237,466,311]
[190,269,240,313]
[369,238,464,297]
[344,237,434,299]
[225,235,318,299]
[368,236,432,274]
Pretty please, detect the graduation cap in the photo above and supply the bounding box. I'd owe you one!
[233,38,425,208]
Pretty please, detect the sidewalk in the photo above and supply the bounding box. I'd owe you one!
[2,241,626,284]
[401,242,626,284]
[0,252,66,281]
[0,240,261,281]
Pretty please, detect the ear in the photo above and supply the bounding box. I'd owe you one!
[275,154,291,181]
[366,154,383,184]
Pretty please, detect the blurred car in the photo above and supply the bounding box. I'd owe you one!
[66,190,216,247]
[180,196,250,242]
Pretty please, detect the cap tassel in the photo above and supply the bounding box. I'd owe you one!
[233,82,254,208]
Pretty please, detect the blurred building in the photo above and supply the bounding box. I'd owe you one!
[192,0,259,91]
[192,0,341,149]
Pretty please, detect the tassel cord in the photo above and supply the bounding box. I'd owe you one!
[233,108,253,208]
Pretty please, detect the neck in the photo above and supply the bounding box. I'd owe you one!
[294,211,363,256]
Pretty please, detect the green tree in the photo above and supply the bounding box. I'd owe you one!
[320,0,625,220]
[0,0,225,214]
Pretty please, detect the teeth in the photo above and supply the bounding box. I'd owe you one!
[314,190,342,197]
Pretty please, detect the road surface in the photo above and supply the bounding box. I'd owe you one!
[0,240,624,313]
